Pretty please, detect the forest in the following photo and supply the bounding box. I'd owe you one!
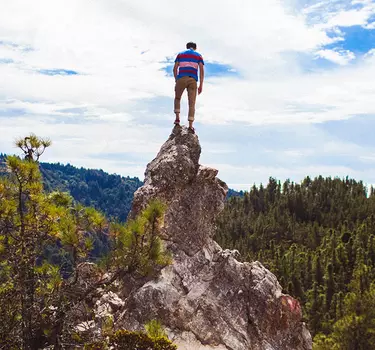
[0,154,241,223]
[0,153,142,222]
[0,137,176,349]
[215,176,375,349]
[3,141,375,348]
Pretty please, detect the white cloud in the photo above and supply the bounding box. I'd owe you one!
[325,6,375,28]
[304,0,375,28]
[365,48,375,57]
[0,0,371,126]
[1,0,375,186]
[360,155,375,163]
[211,163,375,190]
[316,48,356,65]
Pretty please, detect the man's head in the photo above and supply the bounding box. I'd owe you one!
[186,42,197,50]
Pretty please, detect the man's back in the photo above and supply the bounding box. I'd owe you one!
[175,48,204,82]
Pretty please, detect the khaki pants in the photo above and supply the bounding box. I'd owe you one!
[174,76,197,121]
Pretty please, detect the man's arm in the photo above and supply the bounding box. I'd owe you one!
[198,62,204,95]
[173,62,179,81]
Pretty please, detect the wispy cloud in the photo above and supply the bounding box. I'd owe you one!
[38,69,79,76]
[1,0,375,189]
[0,58,13,64]
[316,48,356,64]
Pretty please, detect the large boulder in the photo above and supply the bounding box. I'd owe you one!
[116,126,312,350]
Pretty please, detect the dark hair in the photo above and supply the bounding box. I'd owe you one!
[186,42,197,50]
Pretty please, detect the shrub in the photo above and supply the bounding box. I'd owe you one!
[110,329,177,350]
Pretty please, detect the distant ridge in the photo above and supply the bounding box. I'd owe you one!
[0,153,142,222]
[0,153,243,222]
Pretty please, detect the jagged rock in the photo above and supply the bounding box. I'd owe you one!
[76,262,101,286]
[115,126,312,350]
[75,320,96,334]
[131,126,227,256]
[95,291,125,319]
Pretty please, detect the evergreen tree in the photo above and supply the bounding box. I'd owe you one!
[215,174,375,343]
[0,135,170,349]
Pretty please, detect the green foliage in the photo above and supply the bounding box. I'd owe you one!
[1,152,142,223]
[109,329,177,350]
[83,321,177,350]
[15,133,51,162]
[109,200,171,277]
[216,176,375,347]
[313,333,336,350]
[0,136,170,349]
[84,341,108,350]
[324,282,375,349]
[0,151,61,348]
[145,319,167,339]
[39,160,142,222]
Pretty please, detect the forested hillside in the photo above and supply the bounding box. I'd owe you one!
[1,153,142,222]
[216,176,375,348]
[0,154,242,222]
[40,162,143,222]
[5,150,373,347]
[0,138,176,349]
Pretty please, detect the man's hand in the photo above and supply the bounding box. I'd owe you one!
[198,85,203,95]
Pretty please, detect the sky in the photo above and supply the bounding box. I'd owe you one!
[0,0,375,191]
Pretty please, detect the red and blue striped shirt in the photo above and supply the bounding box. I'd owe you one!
[175,49,204,81]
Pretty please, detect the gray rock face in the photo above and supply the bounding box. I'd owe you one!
[130,126,227,256]
[118,126,312,350]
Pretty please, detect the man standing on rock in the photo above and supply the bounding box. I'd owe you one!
[173,42,205,134]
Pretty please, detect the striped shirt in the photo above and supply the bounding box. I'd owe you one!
[175,49,204,81]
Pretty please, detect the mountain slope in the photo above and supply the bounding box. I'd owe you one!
[1,153,142,222]
[40,161,142,222]
[106,126,312,350]
[215,176,375,347]
[0,153,243,223]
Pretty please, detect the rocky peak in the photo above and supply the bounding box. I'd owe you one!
[130,126,227,256]
[116,126,312,349]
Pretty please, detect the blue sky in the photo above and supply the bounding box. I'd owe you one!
[1,0,375,190]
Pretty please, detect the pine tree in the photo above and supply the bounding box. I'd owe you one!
[314,252,324,287]
[325,263,335,313]
[215,174,375,341]
[0,135,171,349]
